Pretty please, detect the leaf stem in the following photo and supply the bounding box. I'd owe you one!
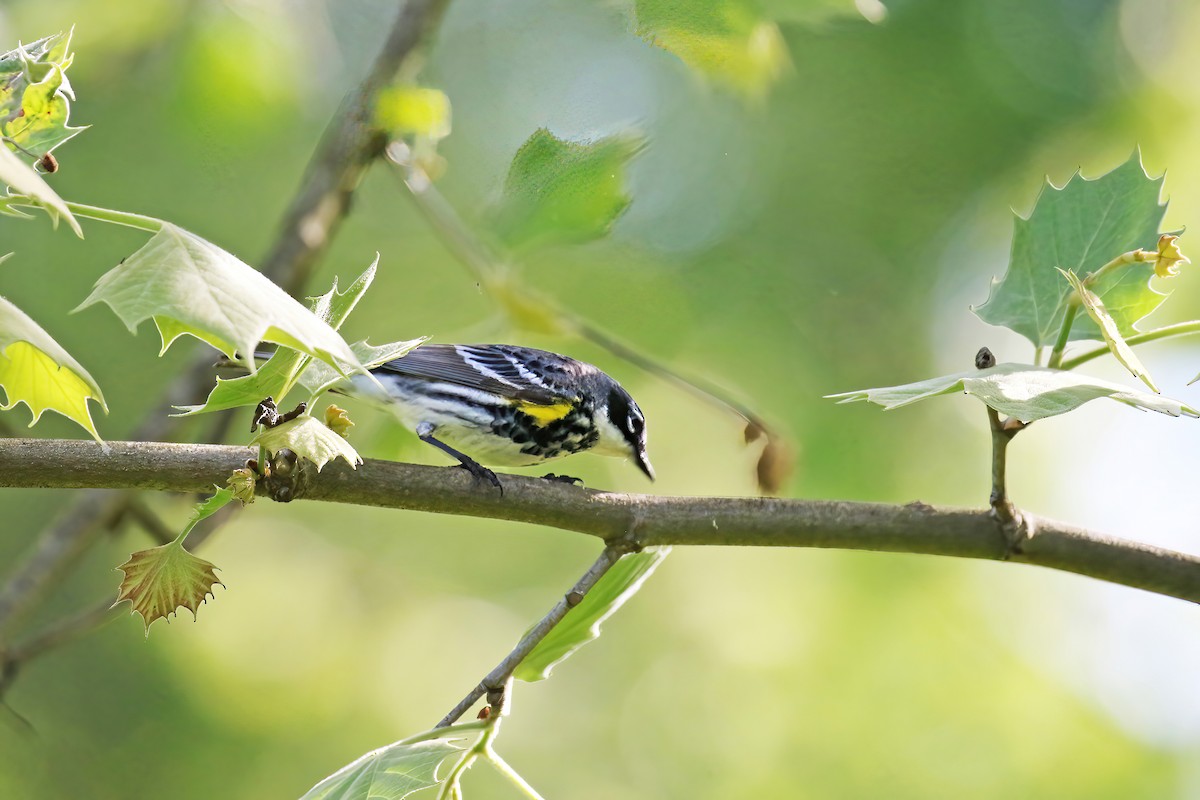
[1046,300,1079,369]
[60,201,163,232]
[1059,320,1200,371]
[485,747,547,800]
[1084,248,1153,287]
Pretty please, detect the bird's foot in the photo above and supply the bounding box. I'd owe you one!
[541,473,583,486]
[457,458,503,495]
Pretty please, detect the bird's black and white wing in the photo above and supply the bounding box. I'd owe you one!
[374,344,594,405]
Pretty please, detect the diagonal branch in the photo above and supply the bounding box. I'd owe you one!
[0,438,1197,604]
[436,545,623,728]
[0,0,450,638]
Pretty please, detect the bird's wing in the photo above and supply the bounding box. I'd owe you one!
[374,344,565,404]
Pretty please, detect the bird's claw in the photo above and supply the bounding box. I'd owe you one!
[458,460,503,495]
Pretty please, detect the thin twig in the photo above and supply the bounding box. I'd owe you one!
[0,491,125,636]
[386,155,783,455]
[436,547,622,727]
[3,599,121,666]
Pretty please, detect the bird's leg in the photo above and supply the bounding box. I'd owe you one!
[416,422,503,494]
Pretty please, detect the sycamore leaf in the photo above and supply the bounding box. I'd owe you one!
[490,128,644,251]
[175,348,301,417]
[634,0,789,96]
[0,30,86,159]
[1,54,86,158]
[75,223,364,375]
[828,363,1198,422]
[0,294,105,440]
[515,547,671,682]
[974,152,1168,347]
[301,738,461,800]
[0,35,60,72]
[297,337,426,395]
[0,144,80,235]
[176,258,383,416]
[113,487,231,633]
[251,415,362,471]
[1060,269,1157,392]
[375,86,451,140]
[114,542,222,633]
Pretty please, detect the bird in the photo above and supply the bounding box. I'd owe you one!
[339,343,654,491]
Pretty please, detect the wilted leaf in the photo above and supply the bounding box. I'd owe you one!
[634,0,789,95]
[829,363,1198,422]
[974,152,1168,346]
[490,128,644,251]
[75,223,364,375]
[1059,269,1157,392]
[755,433,792,495]
[324,404,354,439]
[0,30,86,159]
[227,467,256,505]
[515,547,671,682]
[114,541,223,633]
[301,738,461,800]
[0,293,106,440]
[1153,233,1189,278]
[251,415,362,471]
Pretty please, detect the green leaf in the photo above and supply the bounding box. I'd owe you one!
[1059,269,1157,392]
[250,415,362,471]
[296,337,427,396]
[0,292,106,440]
[177,258,384,416]
[375,86,451,140]
[301,738,461,800]
[75,222,364,375]
[0,143,80,235]
[490,128,644,251]
[634,0,789,96]
[0,30,86,159]
[828,363,1198,422]
[974,152,1168,346]
[0,35,60,73]
[515,547,671,682]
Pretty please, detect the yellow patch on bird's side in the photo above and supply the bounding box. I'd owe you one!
[515,400,574,424]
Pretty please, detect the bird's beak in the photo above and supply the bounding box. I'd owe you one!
[635,450,655,481]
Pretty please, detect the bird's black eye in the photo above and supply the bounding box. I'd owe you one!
[626,413,643,436]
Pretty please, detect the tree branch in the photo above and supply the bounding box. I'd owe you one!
[261,0,447,293]
[0,438,1196,604]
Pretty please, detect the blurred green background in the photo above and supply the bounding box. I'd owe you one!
[2,0,1199,797]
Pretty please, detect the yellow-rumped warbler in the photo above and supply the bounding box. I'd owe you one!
[342,343,653,490]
